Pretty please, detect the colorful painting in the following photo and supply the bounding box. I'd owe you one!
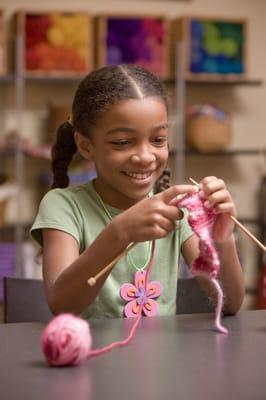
[22,12,92,75]
[188,19,245,75]
[101,16,168,77]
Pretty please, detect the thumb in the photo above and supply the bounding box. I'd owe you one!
[159,184,198,204]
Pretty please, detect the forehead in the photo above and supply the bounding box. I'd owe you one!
[95,98,167,129]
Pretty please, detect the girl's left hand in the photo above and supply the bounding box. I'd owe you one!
[199,176,236,243]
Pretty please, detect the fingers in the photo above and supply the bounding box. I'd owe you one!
[159,184,198,203]
[199,176,226,194]
[153,215,177,235]
[199,176,236,217]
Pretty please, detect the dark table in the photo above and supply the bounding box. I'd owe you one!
[0,310,266,400]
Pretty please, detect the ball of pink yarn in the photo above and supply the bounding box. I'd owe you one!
[41,313,92,366]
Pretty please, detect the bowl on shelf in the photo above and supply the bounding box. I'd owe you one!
[186,104,232,153]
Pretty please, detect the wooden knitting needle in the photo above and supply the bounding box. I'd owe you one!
[88,242,137,286]
[189,177,266,252]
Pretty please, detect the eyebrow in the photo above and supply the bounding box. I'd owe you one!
[106,124,168,135]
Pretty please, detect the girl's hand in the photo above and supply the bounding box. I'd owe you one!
[112,185,198,244]
[199,176,236,243]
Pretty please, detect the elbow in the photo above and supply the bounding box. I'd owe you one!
[47,292,82,317]
[223,293,245,316]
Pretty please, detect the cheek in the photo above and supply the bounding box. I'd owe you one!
[158,148,169,163]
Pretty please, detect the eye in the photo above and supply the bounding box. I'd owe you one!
[152,136,168,147]
[110,139,131,146]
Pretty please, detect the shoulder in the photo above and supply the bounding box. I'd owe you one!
[39,183,92,212]
[31,184,93,247]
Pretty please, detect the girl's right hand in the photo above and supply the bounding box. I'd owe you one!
[112,185,198,244]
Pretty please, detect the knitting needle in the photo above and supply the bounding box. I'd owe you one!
[88,242,137,286]
[189,177,266,252]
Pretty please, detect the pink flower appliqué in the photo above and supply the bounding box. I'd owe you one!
[120,270,162,317]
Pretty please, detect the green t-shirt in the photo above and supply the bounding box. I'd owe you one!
[30,180,193,319]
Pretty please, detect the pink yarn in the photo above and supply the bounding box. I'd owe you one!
[177,193,219,278]
[177,192,228,334]
[41,242,156,367]
[41,313,92,366]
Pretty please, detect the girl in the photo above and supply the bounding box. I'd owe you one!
[30,64,245,319]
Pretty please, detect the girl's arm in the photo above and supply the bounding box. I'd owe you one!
[42,222,130,315]
[42,184,197,315]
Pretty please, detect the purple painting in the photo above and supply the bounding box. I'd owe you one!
[105,17,167,76]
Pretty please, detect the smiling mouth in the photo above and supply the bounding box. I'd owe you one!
[122,171,153,180]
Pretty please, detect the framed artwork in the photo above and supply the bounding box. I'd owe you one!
[15,11,94,77]
[97,15,170,78]
[173,16,247,80]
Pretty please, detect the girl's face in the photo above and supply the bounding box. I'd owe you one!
[88,97,169,209]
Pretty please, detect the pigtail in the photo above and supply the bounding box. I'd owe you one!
[154,167,171,194]
[51,121,77,189]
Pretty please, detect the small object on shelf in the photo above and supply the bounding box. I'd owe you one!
[97,15,170,78]
[0,10,6,75]
[15,11,94,77]
[186,104,231,152]
[172,16,247,80]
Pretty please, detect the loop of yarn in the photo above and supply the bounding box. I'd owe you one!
[41,313,92,366]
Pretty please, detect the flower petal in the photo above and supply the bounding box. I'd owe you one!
[142,299,158,317]
[146,281,163,298]
[124,300,141,318]
[134,270,146,291]
[120,283,137,301]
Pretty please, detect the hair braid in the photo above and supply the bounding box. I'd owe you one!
[51,122,77,188]
[154,167,171,194]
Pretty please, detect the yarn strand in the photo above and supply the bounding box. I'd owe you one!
[87,241,156,358]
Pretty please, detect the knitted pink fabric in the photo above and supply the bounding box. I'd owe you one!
[177,193,220,278]
[176,192,228,334]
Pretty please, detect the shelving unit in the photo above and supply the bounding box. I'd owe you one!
[170,41,265,299]
[0,30,265,308]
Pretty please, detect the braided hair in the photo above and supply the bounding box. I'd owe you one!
[51,64,171,191]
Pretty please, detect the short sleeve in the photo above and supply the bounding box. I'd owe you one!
[30,188,82,247]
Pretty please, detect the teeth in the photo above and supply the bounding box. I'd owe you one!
[124,171,152,180]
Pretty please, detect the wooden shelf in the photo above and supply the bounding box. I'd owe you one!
[0,75,14,84]
[170,149,265,157]
[0,75,81,85]
[165,78,263,86]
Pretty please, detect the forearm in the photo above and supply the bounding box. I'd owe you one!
[46,221,130,315]
[215,234,245,315]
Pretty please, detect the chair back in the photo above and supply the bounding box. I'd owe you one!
[176,278,214,314]
[3,276,213,322]
[3,277,53,323]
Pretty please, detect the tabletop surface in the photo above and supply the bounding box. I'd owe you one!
[0,310,266,400]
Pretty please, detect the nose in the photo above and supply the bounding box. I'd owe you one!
[131,146,156,164]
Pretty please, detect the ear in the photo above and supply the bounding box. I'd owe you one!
[74,132,93,160]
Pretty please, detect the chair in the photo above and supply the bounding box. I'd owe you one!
[3,277,53,323]
[3,276,213,323]
[176,278,214,314]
